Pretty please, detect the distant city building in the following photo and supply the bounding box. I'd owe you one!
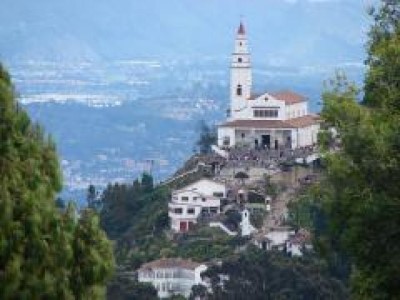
[218,22,321,150]
[168,178,227,232]
[137,258,207,299]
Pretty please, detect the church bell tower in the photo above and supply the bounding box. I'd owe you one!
[230,22,252,119]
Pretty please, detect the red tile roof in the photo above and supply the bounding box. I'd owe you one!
[139,258,202,271]
[289,229,312,245]
[219,115,320,129]
[248,90,307,105]
[270,90,306,104]
[238,22,246,35]
[286,114,321,128]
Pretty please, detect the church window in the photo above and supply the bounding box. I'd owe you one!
[223,136,230,146]
[238,57,242,63]
[253,109,278,118]
[237,84,242,96]
[239,42,242,46]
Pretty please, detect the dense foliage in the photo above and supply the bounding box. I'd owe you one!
[317,1,400,298]
[0,64,114,299]
[100,175,168,243]
[202,249,348,300]
[107,275,157,300]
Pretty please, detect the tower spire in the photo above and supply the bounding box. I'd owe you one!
[237,21,246,35]
[230,21,252,118]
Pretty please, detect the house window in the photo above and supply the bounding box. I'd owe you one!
[241,133,245,139]
[210,207,218,214]
[174,208,183,214]
[187,208,195,214]
[213,192,224,197]
[202,198,206,202]
[236,84,242,96]
[181,196,189,201]
[193,197,198,201]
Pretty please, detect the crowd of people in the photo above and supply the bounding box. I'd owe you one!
[222,145,318,169]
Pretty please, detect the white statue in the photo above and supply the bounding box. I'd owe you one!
[240,209,256,236]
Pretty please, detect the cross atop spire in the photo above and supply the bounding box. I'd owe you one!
[237,21,246,35]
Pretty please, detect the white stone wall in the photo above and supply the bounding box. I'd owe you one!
[182,179,227,198]
[232,93,287,120]
[217,126,236,147]
[138,266,207,298]
[296,124,320,147]
[285,102,308,120]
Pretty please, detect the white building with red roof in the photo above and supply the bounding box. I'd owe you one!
[218,22,321,150]
[168,178,227,233]
[138,258,208,298]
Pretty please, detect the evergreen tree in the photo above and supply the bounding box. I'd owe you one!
[87,184,99,210]
[318,1,400,298]
[0,63,114,299]
[141,173,154,193]
[71,209,115,299]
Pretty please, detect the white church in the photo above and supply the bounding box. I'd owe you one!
[218,22,321,150]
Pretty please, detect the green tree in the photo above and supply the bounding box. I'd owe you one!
[141,173,154,193]
[196,120,217,154]
[317,1,400,298]
[71,209,115,299]
[202,249,348,300]
[87,184,99,210]
[0,63,114,299]
[364,0,400,111]
[107,276,157,300]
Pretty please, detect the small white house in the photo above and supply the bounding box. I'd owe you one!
[254,227,312,256]
[286,229,312,257]
[138,258,207,299]
[254,227,294,251]
[169,178,227,232]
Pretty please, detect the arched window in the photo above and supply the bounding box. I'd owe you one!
[238,57,242,63]
[236,84,242,96]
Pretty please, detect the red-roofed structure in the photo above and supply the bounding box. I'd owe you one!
[217,22,321,150]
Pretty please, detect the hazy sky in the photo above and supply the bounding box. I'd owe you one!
[0,0,378,64]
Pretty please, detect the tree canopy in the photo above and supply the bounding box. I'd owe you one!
[317,1,400,298]
[0,63,114,299]
[202,249,348,300]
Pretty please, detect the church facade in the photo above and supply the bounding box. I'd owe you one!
[217,22,320,150]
